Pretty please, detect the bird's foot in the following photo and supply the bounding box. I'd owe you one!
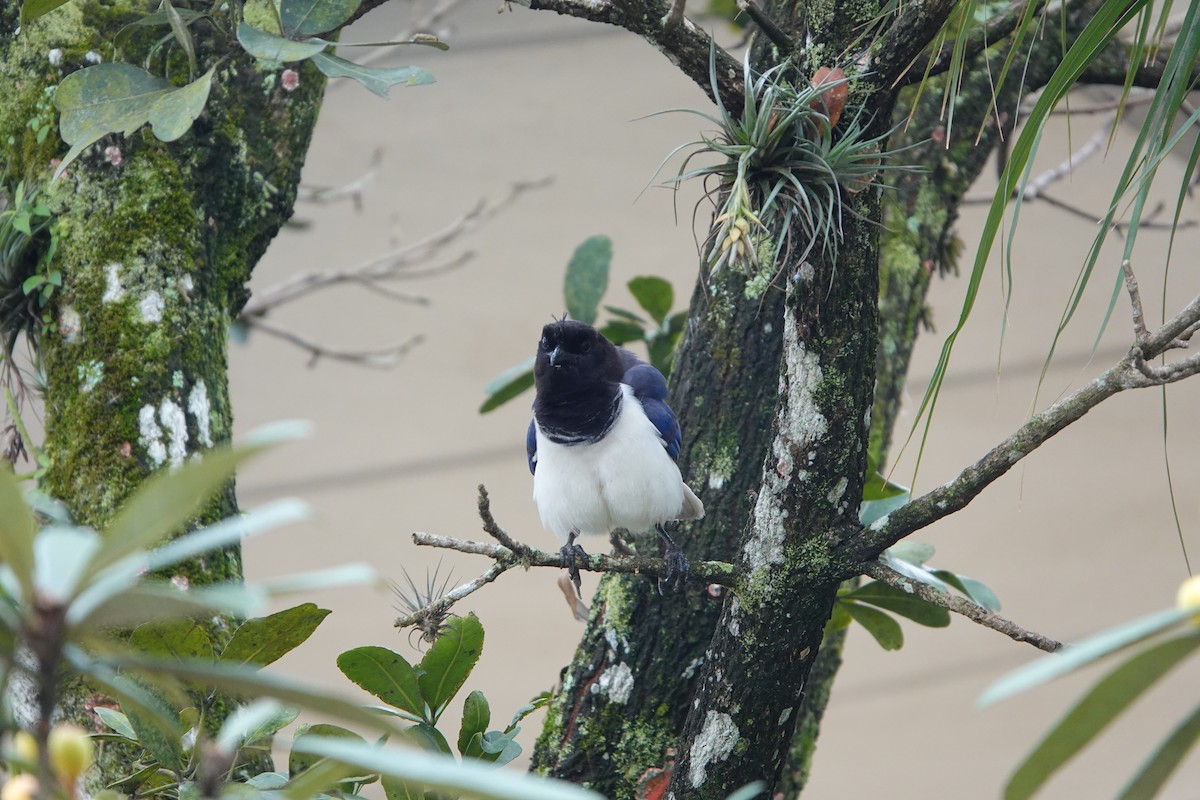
[656,524,690,594]
[559,537,589,597]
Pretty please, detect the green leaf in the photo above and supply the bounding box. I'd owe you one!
[479,357,535,414]
[87,421,308,584]
[21,275,45,296]
[1004,633,1200,800]
[563,236,612,325]
[457,690,490,757]
[886,540,934,566]
[381,776,424,800]
[54,64,214,178]
[845,581,950,627]
[291,724,370,782]
[418,614,484,721]
[598,320,645,345]
[218,700,299,750]
[221,602,331,667]
[94,707,137,740]
[627,276,673,324]
[19,0,71,25]
[842,601,903,651]
[476,728,521,766]
[130,618,214,661]
[279,0,361,38]
[310,52,434,98]
[1118,704,1200,800]
[508,691,551,731]
[162,0,198,78]
[291,735,604,800]
[236,22,328,62]
[0,466,37,599]
[932,569,1001,612]
[401,722,452,756]
[602,306,645,324]
[120,678,187,772]
[980,608,1194,707]
[337,646,426,720]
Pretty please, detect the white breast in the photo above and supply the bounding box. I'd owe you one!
[533,385,688,539]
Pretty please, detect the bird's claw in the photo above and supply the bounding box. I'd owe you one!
[559,541,589,596]
[658,540,690,594]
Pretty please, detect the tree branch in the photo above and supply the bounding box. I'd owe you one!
[864,561,1062,652]
[393,485,740,630]
[508,0,745,113]
[839,270,1200,564]
[736,0,798,54]
[241,319,424,368]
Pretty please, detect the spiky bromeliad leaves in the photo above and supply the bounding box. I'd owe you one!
[0,179,58,356]
[656,50,907,289]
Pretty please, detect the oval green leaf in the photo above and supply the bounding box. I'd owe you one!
[418,613,484,721]
[221,602,331,667]
[236,22,328,62]
[310,52,434,98]
[457,690,490,756]
[280,0,361,38]
[842,601,903,651]
[627,276,673,324]
[336,645,426,720]
[563,236,612,324]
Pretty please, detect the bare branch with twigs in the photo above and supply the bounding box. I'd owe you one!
[242,319,424,368]
[393,485,739,630]
[865,561,1062,652]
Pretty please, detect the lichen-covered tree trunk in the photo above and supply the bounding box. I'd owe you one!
[533,0,1106,796]
[0,0,324,763]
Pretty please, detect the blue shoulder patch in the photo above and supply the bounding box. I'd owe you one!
[623,363,681,460]
[526,418,538,474]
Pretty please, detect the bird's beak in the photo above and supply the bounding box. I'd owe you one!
[548,346,561,367]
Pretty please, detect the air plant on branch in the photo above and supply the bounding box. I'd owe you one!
[392,561,457,649]
[654,48,908,286]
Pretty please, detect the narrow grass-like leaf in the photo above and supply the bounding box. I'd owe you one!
[1004,633,1200,800]
[1118,703,1200,800]
[0,466,35,601]
[980,608,1193,707]
[292,735,604,800]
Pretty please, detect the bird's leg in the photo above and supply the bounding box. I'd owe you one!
[559,529,589,596]
[609,529,638,557]
[655,523,690,592]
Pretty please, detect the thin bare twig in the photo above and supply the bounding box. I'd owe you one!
[296,149,382,207]
[1022,115,1113,200]
[393,485,740,630]
[865,561,1062,652]
[736,0,797,53]
[841,275,1200,563]
[242,319,424,368]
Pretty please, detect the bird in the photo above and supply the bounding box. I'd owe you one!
[525,319,704,593]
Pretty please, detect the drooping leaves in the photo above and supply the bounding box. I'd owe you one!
[310,53,435,98]
[54,65,214,178]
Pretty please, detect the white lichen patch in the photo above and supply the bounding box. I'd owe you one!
[778,707,793,725]
[681,656,704,680]
[159,399,188,469]
[189,380,213,448]
[58,305,81,343]
[140,291,164,323]
[868,513,890,531]
[139,404,167,468]
[742,487,787,569]
[689,710,739,788]
[727,596,741,637]
[827,476,848,506]
[77,360,103,393]
[102,263,125,303]
[595,662,634,704]
[708,473,726,490]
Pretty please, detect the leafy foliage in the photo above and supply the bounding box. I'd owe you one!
[480,236,689,412]
[0,179,59,352]
[0,426,596,800]
[982,598,1200,800]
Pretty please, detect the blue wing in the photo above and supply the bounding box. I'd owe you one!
[622,362,682,461]
[526,418,538,474]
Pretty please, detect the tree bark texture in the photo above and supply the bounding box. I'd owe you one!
[0,0,324,776]
[533,0,1109,796]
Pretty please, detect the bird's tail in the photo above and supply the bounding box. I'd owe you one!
[679,483,705,521]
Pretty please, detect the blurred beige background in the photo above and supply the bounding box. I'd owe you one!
[231,3,1200,797]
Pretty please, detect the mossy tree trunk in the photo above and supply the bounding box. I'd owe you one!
[531,1,1112,797]
[0,0,323,747]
